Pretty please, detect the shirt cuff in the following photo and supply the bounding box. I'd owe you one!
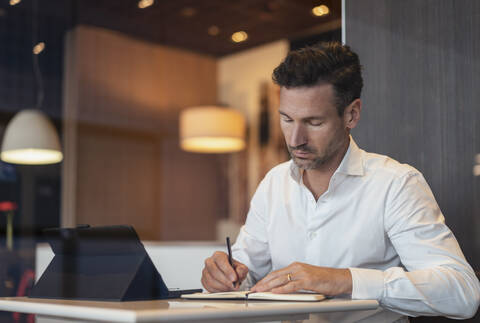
[239,273,255,291]
[349,267,385,301]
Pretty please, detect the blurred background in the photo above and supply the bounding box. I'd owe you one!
[0,0,478,321]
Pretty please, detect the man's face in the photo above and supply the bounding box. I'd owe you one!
[279,83,349,170]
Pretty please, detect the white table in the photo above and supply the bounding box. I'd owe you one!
[0,297,379,323]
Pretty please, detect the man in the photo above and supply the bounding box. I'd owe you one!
[201,42,480,320]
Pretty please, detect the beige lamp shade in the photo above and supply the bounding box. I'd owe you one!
[1,109,63,165]
[180,106,246,153]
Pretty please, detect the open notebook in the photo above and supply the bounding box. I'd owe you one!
[181,290,325,302]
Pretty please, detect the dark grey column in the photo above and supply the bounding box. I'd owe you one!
[345,0,480,268]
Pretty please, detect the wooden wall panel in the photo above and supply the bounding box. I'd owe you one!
[75,26,217,132]
[161,137,229,240]
[63,26,222,240]
[76,125,160,239]
[345,0,480,268]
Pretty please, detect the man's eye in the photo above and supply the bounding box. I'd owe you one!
[309,121,322,126]
[282,118,293,122]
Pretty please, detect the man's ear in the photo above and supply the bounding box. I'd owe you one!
[343,99,362,130]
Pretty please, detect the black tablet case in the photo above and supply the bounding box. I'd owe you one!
[29,225,171,301]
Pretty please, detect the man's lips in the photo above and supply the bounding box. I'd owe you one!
[293,150,311,158]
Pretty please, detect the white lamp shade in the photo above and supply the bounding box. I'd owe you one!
[180,106,246,153]
[1,109,63,165]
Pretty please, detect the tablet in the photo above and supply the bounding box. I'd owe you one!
[30,225,201,301]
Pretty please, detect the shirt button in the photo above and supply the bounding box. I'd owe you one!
[309,231,317,240]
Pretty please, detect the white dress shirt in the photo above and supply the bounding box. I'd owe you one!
[232,137,480,319]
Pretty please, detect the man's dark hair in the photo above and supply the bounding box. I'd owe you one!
[272,41,363,116]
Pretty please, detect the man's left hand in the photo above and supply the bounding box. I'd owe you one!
[250,262,352,296]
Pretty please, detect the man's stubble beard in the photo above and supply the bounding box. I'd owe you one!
[288,132,348,170]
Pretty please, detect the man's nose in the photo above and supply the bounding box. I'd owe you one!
[290,124,307,148]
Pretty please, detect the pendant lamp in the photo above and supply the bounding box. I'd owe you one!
[1,109,63,165]
[180,106,246,153]
[0,0,63,165]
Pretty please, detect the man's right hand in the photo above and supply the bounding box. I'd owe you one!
[201,251,249,292]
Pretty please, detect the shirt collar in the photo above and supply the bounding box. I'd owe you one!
[336,136,364,176]
[289,135,364,182]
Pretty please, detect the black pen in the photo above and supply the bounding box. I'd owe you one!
[226,236,237,288]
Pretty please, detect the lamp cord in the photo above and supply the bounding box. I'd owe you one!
[32,0,44,111]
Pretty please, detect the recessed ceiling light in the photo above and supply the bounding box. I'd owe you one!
[312,5,329,17]
[9,0,21,6]
[180,7,196,17]
[231,31,248,43]
[208,26,220,36]
[33,42,45,55]
[138,0,154,9]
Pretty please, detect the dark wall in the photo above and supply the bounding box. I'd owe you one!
[345,0,480,269]
[0,0,70,119]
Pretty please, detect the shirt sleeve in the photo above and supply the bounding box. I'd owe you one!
[349,172,480,319]
[231,179,272,287]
